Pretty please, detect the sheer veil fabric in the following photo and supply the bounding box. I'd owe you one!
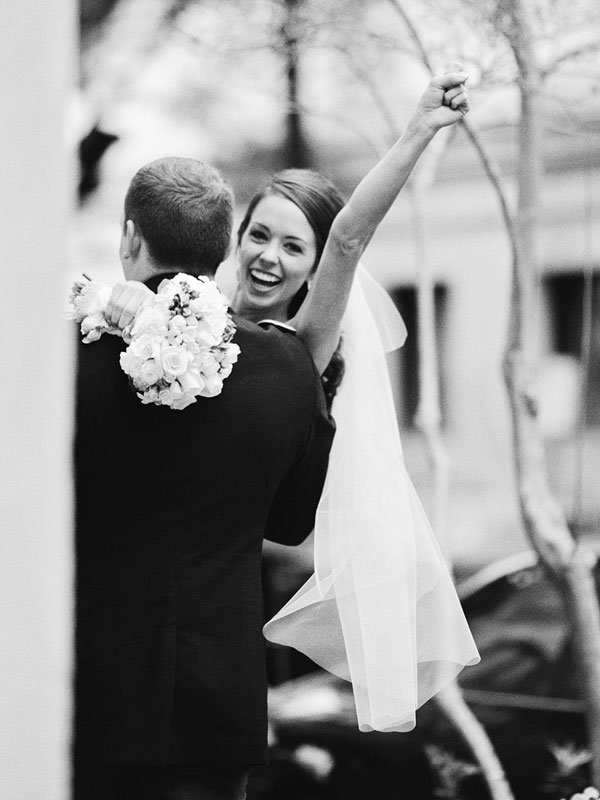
[261,266,480,733]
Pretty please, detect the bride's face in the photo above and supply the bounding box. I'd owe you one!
[237,193,317,319]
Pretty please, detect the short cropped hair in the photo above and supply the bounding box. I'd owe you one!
[124,157,234,276]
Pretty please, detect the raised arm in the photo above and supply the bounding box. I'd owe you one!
[292,68,469,374]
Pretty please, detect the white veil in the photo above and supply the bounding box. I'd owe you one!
[263,265,480,732]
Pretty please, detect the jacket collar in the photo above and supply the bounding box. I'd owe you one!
[143,271,217,293]
[143,272,178,293]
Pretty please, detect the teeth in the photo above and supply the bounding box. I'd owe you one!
[250,269,281,285]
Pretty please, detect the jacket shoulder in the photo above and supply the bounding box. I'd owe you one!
[232,316,320,383]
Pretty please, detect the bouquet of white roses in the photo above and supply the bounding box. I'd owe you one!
[70,273,240,410]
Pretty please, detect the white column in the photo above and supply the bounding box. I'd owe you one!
[0,2,75,798]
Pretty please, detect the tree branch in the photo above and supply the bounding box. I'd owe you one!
[499,0,600,785]
[339,46,403,142]
[379,4,516,799]
[435,683,516,800]
[386,0,435,73]
[459,119,518,253]
[385,0,517,253]
[541,37,600,79]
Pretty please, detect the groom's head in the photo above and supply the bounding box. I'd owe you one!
[120,157,233,280]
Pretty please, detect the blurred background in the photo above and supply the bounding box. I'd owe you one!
[2,0,600,797]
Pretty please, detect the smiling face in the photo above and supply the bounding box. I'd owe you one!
[237,192,318,321]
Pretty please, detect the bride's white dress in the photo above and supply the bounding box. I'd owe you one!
[218,263,480,733]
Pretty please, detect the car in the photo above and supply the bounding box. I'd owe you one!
[251,550,597,800]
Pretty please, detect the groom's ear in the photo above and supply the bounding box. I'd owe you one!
[120,219,142,261]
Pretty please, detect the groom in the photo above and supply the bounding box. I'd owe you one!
[74,157,335,800]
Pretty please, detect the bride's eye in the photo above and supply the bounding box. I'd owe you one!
[285,241,303,255]
[249,228,268,242]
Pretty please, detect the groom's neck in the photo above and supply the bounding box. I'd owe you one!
[130,267,219,289]
[123,261,216,284]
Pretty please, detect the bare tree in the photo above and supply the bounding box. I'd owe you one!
[324,0,600,792]
[409,131,516,800]
[382,0,600,786]
[490,0,600,784]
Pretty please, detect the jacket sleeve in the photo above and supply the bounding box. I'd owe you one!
[264,366,335,547]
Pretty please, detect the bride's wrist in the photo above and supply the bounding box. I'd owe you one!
[403,112,438,143]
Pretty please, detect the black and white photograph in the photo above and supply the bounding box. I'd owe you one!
[1,1,600,798]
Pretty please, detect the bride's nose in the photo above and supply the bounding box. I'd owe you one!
[260,240,279,266]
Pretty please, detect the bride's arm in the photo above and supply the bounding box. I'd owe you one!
[292,68,469,374]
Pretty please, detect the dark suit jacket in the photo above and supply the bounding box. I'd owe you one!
[74,285,334,768]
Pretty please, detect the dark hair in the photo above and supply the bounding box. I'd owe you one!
[124,157,234,276]
[321,337,345,412]
[237,168,345,276]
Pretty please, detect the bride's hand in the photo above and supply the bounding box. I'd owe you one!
[413,65,470,132]
[106,280,154,330]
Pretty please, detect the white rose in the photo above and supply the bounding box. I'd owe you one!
[166,328,183,345]
[138,358,162,386]
[195,323,220,346]
[169,314,187,332]
[119,350,144,376]
[172,392,197,410]
[158,387,174,406]
[71,281,111,319]
[156,278,178,303]
[180,326,205,348]
[205,304,226,324]
[139,386,159,404]
[179,368,205,395]
[161,345,189,377]
[200,374,223,397]
[80,322,104,344]
[129,334,160,361]
[199,354,220,376]
[221,343,240,366]
[131,304,170,336]
[203,280,225,302]
[188,297,209,316]
[80,313,108,341]
[158,274,196,306]
[153,293,172,311]
[186,276,205,294]
[189,292,226,320]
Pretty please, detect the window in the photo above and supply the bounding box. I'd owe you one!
[390,285,448,428]
[545,272,600,426]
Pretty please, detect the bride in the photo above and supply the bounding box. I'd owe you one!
[107,67,480,732]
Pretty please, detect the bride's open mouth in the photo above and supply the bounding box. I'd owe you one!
[249,268,283,291]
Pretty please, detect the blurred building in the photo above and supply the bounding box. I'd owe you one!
[353,104,600,569]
